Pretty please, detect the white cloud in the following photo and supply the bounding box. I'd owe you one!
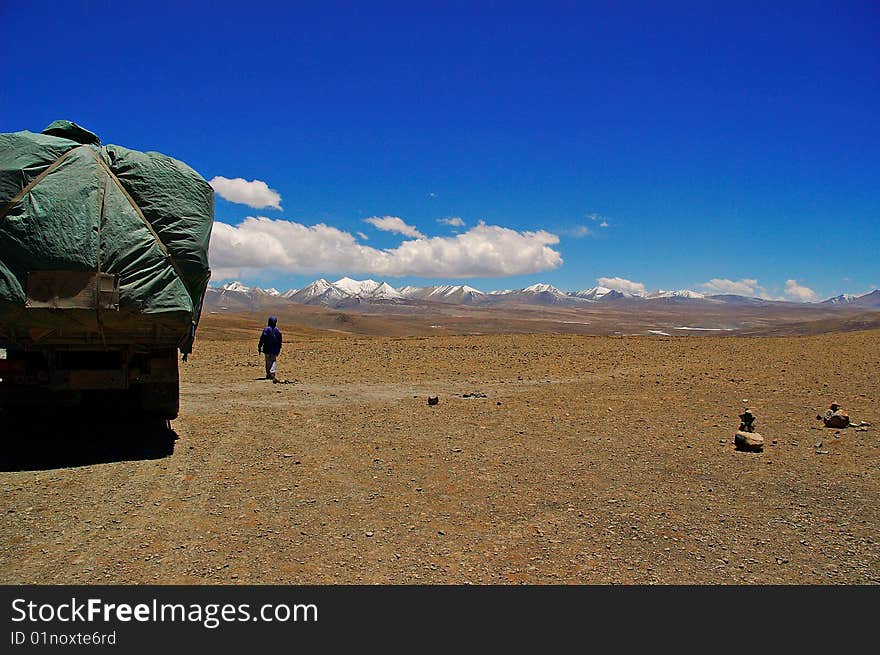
[356,231,369,241]
[784,279,818,302]
[700,278,770,298]
[567,225,592,238]
[209,176,282,210]
[438,217,465,227]
[210,217,562,279]
[588,213,609,228]
[364,215,425,239]
[596,276,646,295]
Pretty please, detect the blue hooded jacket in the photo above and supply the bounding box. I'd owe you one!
[258,316,282,355]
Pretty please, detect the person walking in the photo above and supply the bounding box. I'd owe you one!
[258,315,282,380]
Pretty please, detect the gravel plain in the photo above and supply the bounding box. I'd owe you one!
[2,323,878,584]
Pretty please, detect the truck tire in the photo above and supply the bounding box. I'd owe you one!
[138,381,180,420]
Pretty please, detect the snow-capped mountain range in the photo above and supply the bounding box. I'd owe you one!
[206,279,880,310]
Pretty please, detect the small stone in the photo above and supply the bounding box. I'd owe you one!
[427,396,439,406]
[365,531,374,537]
[734,431,764,452]
[823,409,850,429]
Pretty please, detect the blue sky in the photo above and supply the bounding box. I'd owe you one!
[1,1,877,300]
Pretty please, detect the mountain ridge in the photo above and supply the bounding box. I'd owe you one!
[207,278,880,310]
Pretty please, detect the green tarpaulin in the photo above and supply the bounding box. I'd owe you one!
[0,121,213,351]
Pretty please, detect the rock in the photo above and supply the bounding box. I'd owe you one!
[734,431,764,452]
[823,410,849,429]
[738,409,757,432]
[427,396,439,406]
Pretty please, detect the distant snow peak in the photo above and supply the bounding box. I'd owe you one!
[399,284,485,303]
[333,277,380,296]
[291,278,346,303]
[822,289,880,307]
[674,289,705,299]
[331,277,401,299]
[427,285,471,297]
[573,285,617,301]
[305,278,333,293]
[823,293,857,305]
[646,289,705,300]
[522,283,564,295]
[217,281,286,297]
[371,282,403,299]
[220,281,251,293]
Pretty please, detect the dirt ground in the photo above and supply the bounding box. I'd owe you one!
[2,325,878,584]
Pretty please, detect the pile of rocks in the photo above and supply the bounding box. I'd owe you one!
[734,409,764,452]
[729,401,870,454]
[819,403,850,429]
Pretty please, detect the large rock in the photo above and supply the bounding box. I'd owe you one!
[735,431,764,452]
[823,410,850,429]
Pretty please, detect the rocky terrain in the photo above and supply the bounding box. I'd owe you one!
[1,319,878,584]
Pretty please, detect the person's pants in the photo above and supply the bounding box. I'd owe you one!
[264,353,277,379]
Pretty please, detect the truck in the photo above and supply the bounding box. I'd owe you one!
[0,120,213,420]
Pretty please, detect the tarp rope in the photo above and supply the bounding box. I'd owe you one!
[0,147,81,222]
